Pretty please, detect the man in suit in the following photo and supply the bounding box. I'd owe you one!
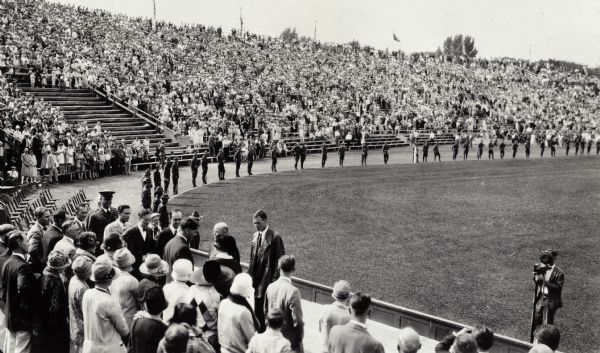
[264,255,304,353]
[328,292,384,353]
[41,209,68,265]
[86,191,118,254]
[2,231,37,353]
[248,210,285,332]
[163,157,172,192]
[156,209,183,258]
[163,218,196,282]
[291,143,301,170]
[191,151,200,187]
[122,208,156,279]
[434,333,478,353]
[72,205,88,234]
[103,205,131,239]
[382,143,389,164]
[271,145,278,173]
[26,206,51,274]
[434,326,493,353]
[532,250,564,332]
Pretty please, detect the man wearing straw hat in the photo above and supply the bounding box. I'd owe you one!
[319,280,352,353]
[110,248,141,330]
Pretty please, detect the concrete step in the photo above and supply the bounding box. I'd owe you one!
[62,110,126,116]
[26,91,95,98]
[21,87,90,94]
[50,100,111,106]
[65,114,133,120]
[59,106,117,112]
[35,96,103,102]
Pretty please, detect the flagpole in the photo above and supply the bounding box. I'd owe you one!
[239,7,243,39]
[152,0,157,29]
[314,21,317,41]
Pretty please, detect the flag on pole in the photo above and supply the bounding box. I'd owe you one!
[393,33,400,42]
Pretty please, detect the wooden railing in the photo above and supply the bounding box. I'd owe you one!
[190,249,533,353]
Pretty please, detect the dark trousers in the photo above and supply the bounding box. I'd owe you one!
[434,152,441,161]
[452,151,457,160]
[322,157,327,167]
[271,159,277,172]
[551,148,556,157]
[192,169,198,187]
[218,165,225,180]
[339,156,344,167]
[540,147,544,157]
[248,161,253,175]
[294,156,299,169]
[300,156,305,169]
[463,150,468,160]
[202,168,208,184]
[422,154,427,163]
[361,154,367,165]
[172,178,178,195]
[254,296,266,333]
[533,298,559,333]
[164,179,170,192]
[488,151,494,160]
[236,160,241,177]
[500,150,505,159]
[383,153,389,164]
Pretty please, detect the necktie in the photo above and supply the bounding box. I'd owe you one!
[256,232,262,250]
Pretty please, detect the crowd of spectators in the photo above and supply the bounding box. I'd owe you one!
[1,0,599,170]
[0,201,563,353]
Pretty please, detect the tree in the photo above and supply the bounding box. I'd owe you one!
[451,34,463,57]
[280,27,298,42]
[442,37,453,56]
[348,40,361,52]
[463,36,478,58]
[434,46,443,57]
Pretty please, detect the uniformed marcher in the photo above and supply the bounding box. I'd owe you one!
[488,142,494,160]
[512,141,519,159]
[292,143,301,170]
[321,143,328,168]
[382,143,389,164]
[217,148,225,180]
[422,142,429,163]
[452,141,459,160]
[234,147,242,177]
[201,152,209,184]
[574,135,580,155]
[163,158,172,192]
[141,169,152,190]
[153,163,162,189]
[271,144,278,172]
[564,138,570,156]
[338,144,345,167]
[141,183,152,209]
[462,139,469,160]
[247,147,255,176]
[579,135,586,155]
[191,151,200,187]
[153,186,163,212]
[433,142,441,162]
[172,156,179,194]
[596,138,600,154]
[499,140,506,159]
[300,143,307,169]
[86,190,118,255]
[158,194,170,230]
[550,140,556,157]
[477,140,484,160]
[525,140,531,158]
[540,140,545,157]
[361,143,368,166]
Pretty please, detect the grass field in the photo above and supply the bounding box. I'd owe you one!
[171,156,600,353]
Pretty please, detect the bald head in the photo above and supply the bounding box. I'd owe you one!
[397,327,421,353]
[213,222,229,236]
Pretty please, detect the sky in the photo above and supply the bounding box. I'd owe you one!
[48,0,600,67]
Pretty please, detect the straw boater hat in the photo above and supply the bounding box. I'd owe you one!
[113,248,136,269]
[139,254,170,276]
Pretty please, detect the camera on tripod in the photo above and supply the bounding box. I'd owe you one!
[533,263,550,274]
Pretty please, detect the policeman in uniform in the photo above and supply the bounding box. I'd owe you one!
[234,147,242,177]
[201,152,209,184]
[462,138,469,160]
[158,194,170,230]
[172,156,179,194]
[153,186,163,212]
[338,144,345,167]
[512,141,519,159]
[361,143,368,166]
[300,143,307,169]
[499,140,506,159]
[86,190,118,255]
[564,137,570,156]
[163,157,172,191]
[422,142,429,163]
[153,163,162,189]
[321,142,328,168]
[217,148,225,180]
[477,140,484,160]
[488,142,494,160]
[574,134,580,155]
[451,140,459,160]
[525,140,531,158]
[247,147,255,176]
[382,142,389,164]
[141,180,152,209]
[540,140,545,158]
[191,151,200,187]
[433,142,441,162]
[271,144,278,172]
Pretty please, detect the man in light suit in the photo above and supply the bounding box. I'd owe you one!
[532,250,564,333]
[122,209,156,280]
[248,210,285,332]
[328,292,384,353]
[264,255,304,353]
[103,205,131,239]
[163,218,195,282]
[155,209,183,258]
[72,205,88,234]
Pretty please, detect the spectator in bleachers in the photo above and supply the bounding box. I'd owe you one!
[328,292,384,353]
[319,280,352,352]
[397,327,421,353]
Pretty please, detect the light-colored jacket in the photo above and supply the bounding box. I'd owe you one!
[319,302,351,353]
[82,287,129,353]
[109,271,140,329]
[218,298,256,353]
[264,277,304,349]
[247,329,292,353]
[103,220,128,239]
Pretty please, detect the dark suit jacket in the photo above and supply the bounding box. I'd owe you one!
[27,222,45,273]
[248,228,285,297]
[328,322,384,353]
[1,255,37,331]
[162,235,193,282]
[42,225,63,263]
[434,333,455,353]
[156,228,175,258]
[537,266,564,308]
[122,226,156,272]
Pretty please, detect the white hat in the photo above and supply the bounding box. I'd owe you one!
[171,259,193,282]
[230,273,254,298]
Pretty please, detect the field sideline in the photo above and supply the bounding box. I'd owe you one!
[171,156,600,353]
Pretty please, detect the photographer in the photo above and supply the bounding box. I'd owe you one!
[531,250,564,338]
